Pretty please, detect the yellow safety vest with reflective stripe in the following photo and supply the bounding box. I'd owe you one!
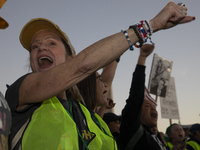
[187,140,200,150]
[22,96,117,150]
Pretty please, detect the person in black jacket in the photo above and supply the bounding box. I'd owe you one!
[186,124,200,150]
[120,44,167,150]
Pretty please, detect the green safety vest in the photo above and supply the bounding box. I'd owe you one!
[22,96,117,150]
[187,140,200,150]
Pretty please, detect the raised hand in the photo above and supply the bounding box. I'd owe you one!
[140,44,155,58]
[150,1,195,33]
[106,98,116,109]
[137,44,155,66]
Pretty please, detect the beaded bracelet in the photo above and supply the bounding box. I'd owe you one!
[146,20,153,35]
[137,23,147,43]
[141,20,150,35]
[121,29,134,51]
[145,20,154,45]
[137,20,154,46]
[128,20,154,48]
[140,20,154,45]
[129,25,143,48]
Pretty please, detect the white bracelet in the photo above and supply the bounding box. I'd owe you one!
[146,20,153,35]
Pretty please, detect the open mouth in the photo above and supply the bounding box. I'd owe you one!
[103,90,107,94]
[38,56,53,67]
[150,112,157,120]
[179,134,183,138]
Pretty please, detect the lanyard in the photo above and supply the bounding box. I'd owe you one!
[91,114,117,150]
[66,95,89,150]
[91,114,109,136]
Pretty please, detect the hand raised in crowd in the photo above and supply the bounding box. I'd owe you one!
[96,98,116,118]
[140,44,155,58]
[150,1,194,33]
[138,44,155,66]
[106,98,116,109]
[5,1,196,150]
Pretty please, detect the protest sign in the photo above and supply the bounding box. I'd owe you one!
[160,77,180,119]
[148,53,173,97]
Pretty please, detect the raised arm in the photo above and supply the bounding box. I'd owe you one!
[120,44,155,149]
[101,60,118,94]
[19,31,133,107]
[18,2,194,107]
[96,60,118,117]
[137,44,155,66]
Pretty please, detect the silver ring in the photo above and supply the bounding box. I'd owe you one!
[177,2,185,7]
[180,9,183,14]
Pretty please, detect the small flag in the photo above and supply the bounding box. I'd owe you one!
[144,87,157,106]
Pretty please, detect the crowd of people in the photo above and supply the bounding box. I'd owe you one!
[0,1,198,150]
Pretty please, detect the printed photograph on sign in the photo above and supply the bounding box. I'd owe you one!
[160,77,180,119]
[148,53,173,97]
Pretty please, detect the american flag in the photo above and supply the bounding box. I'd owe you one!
[144,88,157,106]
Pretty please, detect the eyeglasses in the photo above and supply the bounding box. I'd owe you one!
[96,75,104,83]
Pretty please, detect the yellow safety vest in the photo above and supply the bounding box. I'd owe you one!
[22,96,117,150]
[166,142,187,150]
[187,140,200,150]
[165,142,173,150]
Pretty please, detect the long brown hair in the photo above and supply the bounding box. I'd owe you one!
[61,38,85,104]
[77,73,96,111]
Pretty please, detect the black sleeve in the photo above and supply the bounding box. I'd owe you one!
[5,73,40,113]
[120,64,146,149]
[186,143,195,150]
[5,74,29,112]
[157,131,166,146]
[5,73,41,150]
